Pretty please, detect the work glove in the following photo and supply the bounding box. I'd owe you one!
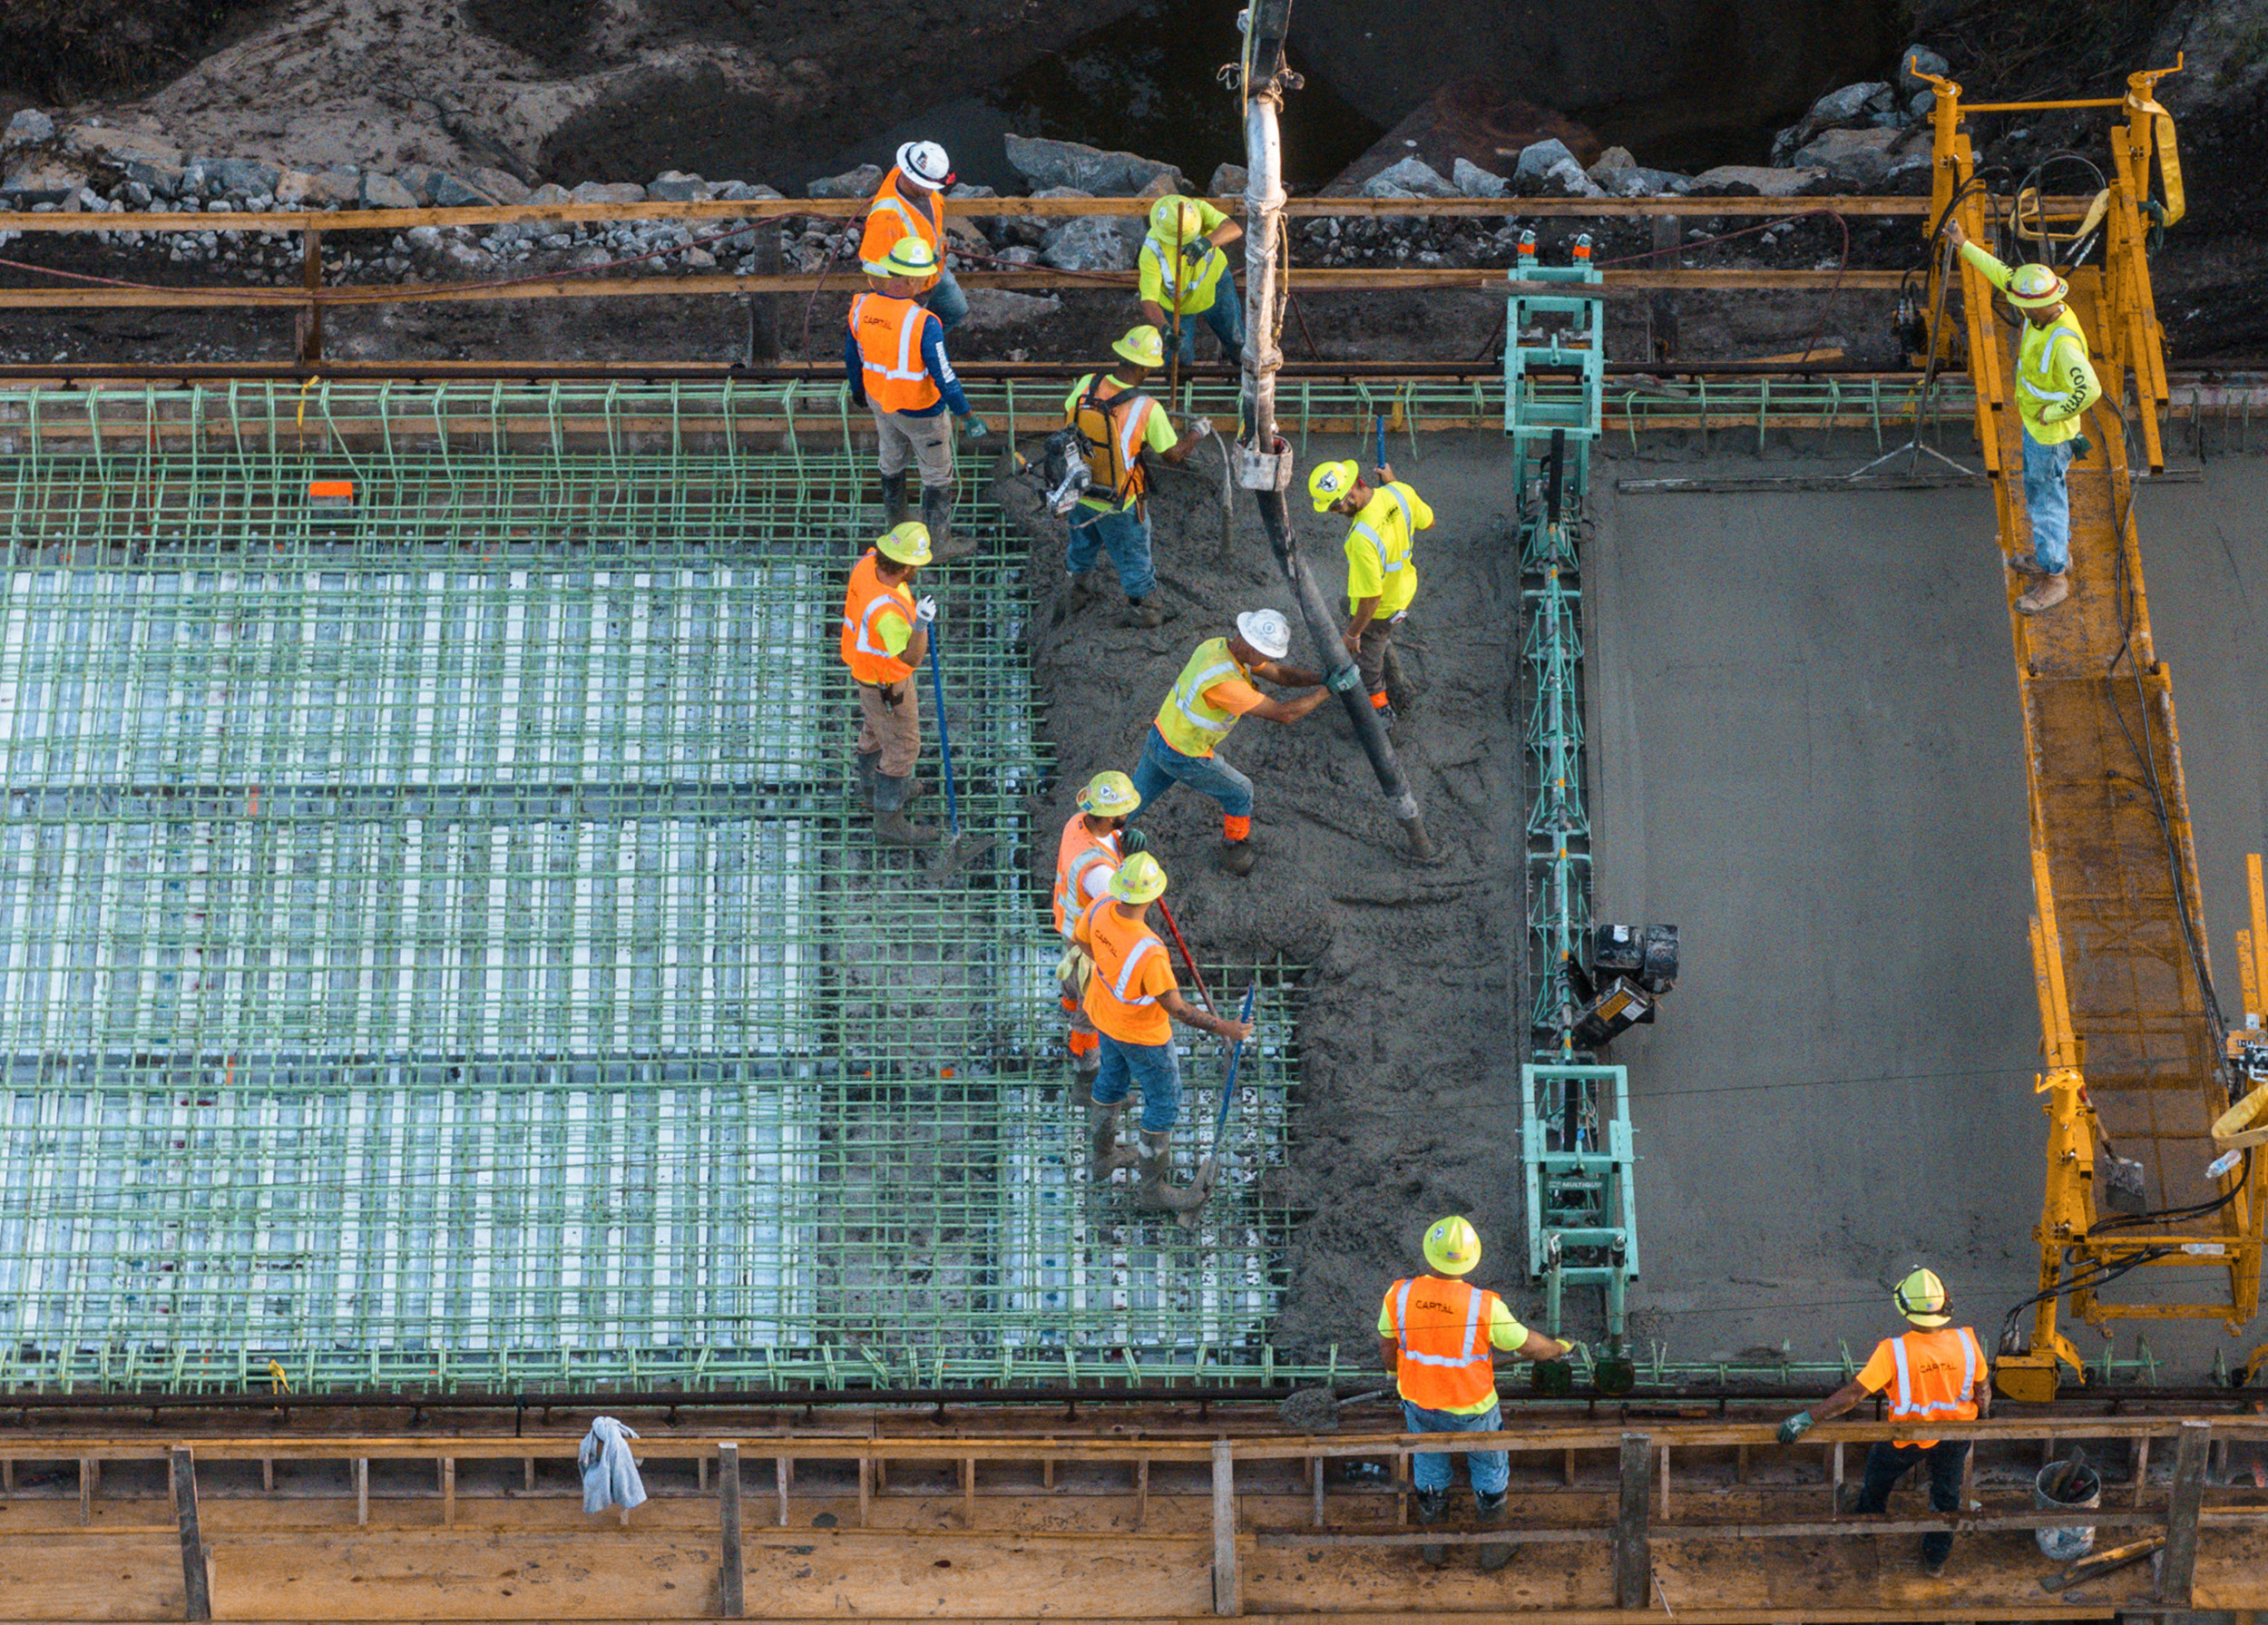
[1190,416,1216,439]
[1776,1410,1815,1446]
[1553,1338,1591,1366]
[1182,235,1212,263]
[1119,827,1149,854]
[2072,433,2093,460]
[914,595,938,626]
[963,416,991,442]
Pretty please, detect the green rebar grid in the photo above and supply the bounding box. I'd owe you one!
[0,384,1307,1394]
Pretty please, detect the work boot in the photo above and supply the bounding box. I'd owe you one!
[2008,552,2053,578]
[1921,1545,1949,1579]
[854,749,882,807]
[1415,1489,1449,1568]
[1070,1056,1099,1107]
[872,775,938,846]
[1135,1129,1206,1213]
[2017,572,2071,614]
[1087,1101,1138,1178]
[1474,1490,1513,1572]
[924,482,974,561]
[1217,837,1256,877]
[1065,575,1099,613]
[880,472,910,528]
[1373,702,1399,734]
[1123,598,1170,629]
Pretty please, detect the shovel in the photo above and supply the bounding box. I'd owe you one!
[2039,1534,2163,1593]
[921,622,995,876]
[1277,1385,1390,1434]
[1179,984,1257,1228]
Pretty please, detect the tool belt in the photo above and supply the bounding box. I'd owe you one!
[863,680,909,709]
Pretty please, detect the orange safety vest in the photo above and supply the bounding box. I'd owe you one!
[1880,1326,1986,1441]
[1068,373,1158,507]
[1075,896,1173,1045]
[859,168,944,289]
[849,291,941,415]
[1385,1275,1503,1412]
[838,550,916,685]
[1052,813,1122,939]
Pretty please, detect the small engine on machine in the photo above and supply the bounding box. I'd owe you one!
[1567,921,1678,1050]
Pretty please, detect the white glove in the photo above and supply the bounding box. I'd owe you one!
[914,595,938,626]
[1191,416,1216,439]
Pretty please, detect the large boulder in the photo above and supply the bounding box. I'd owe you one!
[1690,164,1828,198]
[1004,133,1185,197]
[205,157,282,198]
[571,180,648,204]
[806,165,882,200]
[1209,162,1248,199]
[430,171,503,207]
[279,168,362,208]
[1362,155,1459,198]
[1897,45,1950,99]
[471,167,533,205]
[0,155,88,205]
[1540,156,1606,197]
[1452,157,1509,198]
[359,171,418,209]
[1794,81,1894,145]
[1789,125,1909,189]
[1585,147,1637,188]
[5,109,55,146]
[1512,138,1578,185]
[1039,216,1136,272]
[648,170,705,201]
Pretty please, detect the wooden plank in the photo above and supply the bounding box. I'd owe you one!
[0,1533,184,1619]
[2159,1418,2211,1602]
[354,1459,367,1528]
[717,1443,744,1620]
[776,1455,789,1529]
[1615,1434,1651,1610]
[1210,1440,1241,1618]
[171,1446,211,1622]
[439,1456,455,1528]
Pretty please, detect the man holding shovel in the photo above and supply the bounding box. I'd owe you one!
[837,521,939,847]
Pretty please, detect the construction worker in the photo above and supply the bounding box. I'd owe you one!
[1053,769,1148,1099]
[845,238,990,559]
[1063,325,1215,629]
[859,140,968,332]
[1310,457,1432,729]
[1775,1268,1990,1578]
[1070,852,1252,1209]
[1129,610,1328,876]
[1380,1217,1575,1570]
[1138,195,1245,367]
[1945,219,2101,615]
[838,520,940,846]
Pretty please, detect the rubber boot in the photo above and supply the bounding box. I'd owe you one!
[880,471,910,528]
[1088,1102,1138,1178]
[1475,1489,1513,1572]
[925,481,974,561]
[1217,837,1256,876]
[872,775,938,847]
[2017,571,2070,614]
[1135,1129,1206,1213]
[854,749,882,807]
[1123,598,1171,629]
[1415,1488,1449,1568]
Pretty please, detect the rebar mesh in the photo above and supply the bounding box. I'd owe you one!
[0,395,1304,1391]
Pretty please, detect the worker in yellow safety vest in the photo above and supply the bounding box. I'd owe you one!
[1138,196,1245,367]
[1945,220,2101,615]
[1380,1217,1576,1569]
[845,239,989,558]
[1776,1268,1990,1578]
[1053,769,1147,1100]
[858,140,969,332]
[1062,325,1214,628]
[1128,610,1328,876]
[1071,852,1251,1209]
[1309,457,1433,729]
[837,521,939,846]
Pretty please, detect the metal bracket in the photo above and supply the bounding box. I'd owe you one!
[1236,436,1294,492]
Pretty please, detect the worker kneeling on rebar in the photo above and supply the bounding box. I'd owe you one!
[1776,1268,1991,1579]
[1070,852,1252,1207]
[1382,1218,1577,1571]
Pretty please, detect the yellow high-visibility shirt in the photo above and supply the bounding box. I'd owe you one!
[1344,482,1431,616]
[1138,197,1232,316]
[1957,241,2101,446]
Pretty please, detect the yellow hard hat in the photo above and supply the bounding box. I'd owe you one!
[1108,850,1168,905]
[1893,1267,1952,1328]
[1111,324,1166,368]
[875,521,932,567]
[1078,770,1141,817]
[1149,196,1204,240]
[1307,458,1360,512]
[2005,262,2069,310]
[866,239,939,279]
[1423,1215,1481,1276]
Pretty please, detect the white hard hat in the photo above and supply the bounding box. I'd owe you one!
[895,141,953,191]
[1234,609,1292,661]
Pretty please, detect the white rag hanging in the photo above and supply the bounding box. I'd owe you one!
[579,1415,649,1516]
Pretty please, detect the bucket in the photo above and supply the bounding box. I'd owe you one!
[2034,1461,2102,1560]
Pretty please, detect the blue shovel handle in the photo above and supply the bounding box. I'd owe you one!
[1210,984,1259,1140]
[924,631,961,838]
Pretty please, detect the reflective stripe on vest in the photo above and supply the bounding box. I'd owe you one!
[1112,935,1164,1004]
[839,552,915,684]
[871,191,941,254]
[1393,1277,1486,1367]
[1071,377,1155,504]
[1887,1328,1981,1419]
[1169,646,1242,734]
[1350,485,1414,578]
[1143,235,1222,309]
[1055,843,1116,938]
[2016,326,2087,403]
[851,293,940,415]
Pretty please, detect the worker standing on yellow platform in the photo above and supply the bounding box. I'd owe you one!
[846,240,989,558]
[1380,1218,1574,1570]
[838,521,939,847]
[1309,457,1432,729]
[859,141,968,332]
[1775,1268,1990,1579]
[1946,220,2101,615]
[1138,196,1246,367]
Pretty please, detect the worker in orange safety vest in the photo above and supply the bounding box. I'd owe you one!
[859,140,969,333]
[846,238,989,558]
[1380,1216,1575,1570]
[1052,769,1147,1097]
[838,520,939,846]
[1776,1268,1990,1578]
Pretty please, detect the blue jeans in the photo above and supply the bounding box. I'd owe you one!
[1403,1400,1510,1496]
[1856,1439,1968,1566]
[923,267,968,333]
[1091,1030,1181,1131]
[1129,726,1254,826]
[2020,429,2074,573]
[1170,295,1244,364]
[1067,504,1158,601]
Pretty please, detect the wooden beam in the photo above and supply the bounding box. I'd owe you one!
[1211,1439,1242,1617]
[169,1446,210,1622]
[2160,1418,2211,1603]
[717,1442,744,1619]
[1615,1434,1651,1610]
